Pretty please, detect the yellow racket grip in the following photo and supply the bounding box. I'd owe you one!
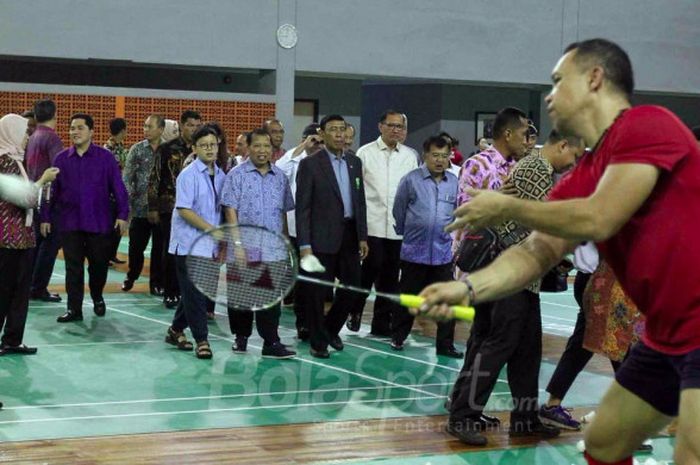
[398,294,475,321]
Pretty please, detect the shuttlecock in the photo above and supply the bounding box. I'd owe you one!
[0,173,38,209]
[581,410,596,423]
[576,439,586,452]
[300,254,326,273]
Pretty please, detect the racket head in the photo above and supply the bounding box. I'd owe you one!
[186,224,298,311]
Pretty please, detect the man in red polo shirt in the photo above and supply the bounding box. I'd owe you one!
[419,38,700,465]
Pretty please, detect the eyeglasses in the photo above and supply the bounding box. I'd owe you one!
[382,123,405,131]
[196,142,218,149]
[428,152,451,160]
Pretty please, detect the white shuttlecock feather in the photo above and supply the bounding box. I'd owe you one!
[0,173,38,209]
[300,254,326,273]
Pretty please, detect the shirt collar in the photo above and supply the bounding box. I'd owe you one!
[419,164,448,181]
[194,157,220,175]
[479,146,511,167]
[242,158,277,174]
[326,149,346,161]
[376,136,401,152]
[67,143,95,158]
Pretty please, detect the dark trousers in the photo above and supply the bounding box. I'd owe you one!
[392,261,457,350]
[30,210,61,296]
[126,217,163,287]
[108,195,122,260]
[450,290,542,423]
[172,255,208,342]
[356,236,402,335]
[285,236,306,330]
[546,271,621,399]
[159,213,179,298]
[0,248,33,346]
[301,221,362,351]
[228,306,281,346]
[61,231,113,312]
[109,229,122,260]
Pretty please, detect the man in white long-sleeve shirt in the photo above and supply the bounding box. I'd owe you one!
[349,110,417,335]
[275,123,323,340]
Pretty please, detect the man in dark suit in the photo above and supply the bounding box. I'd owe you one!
[296,114,369,358]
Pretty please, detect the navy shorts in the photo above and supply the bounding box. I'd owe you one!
[615,341,700,417]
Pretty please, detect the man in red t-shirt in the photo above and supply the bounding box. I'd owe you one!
[418,38,700,465]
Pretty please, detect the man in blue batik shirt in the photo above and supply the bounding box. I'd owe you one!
[220,128,296,360]
[391,135,463,358]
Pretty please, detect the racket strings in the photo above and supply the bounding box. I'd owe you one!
[187,226,296,310]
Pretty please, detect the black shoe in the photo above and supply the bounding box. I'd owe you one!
[232,337,248,353]
[150,286,164,297]
[0,344,38,355]
[164,296,179,309]
[121,279,134,292]
[297,327,309,341]
[262,342,296,359]
[309,347,330,358]
[437,346,464,358]
[390,339,404,351]
[446,418,488,446]
[57,310,83,323]
[329,336,344,351]
[369,328,391,337]
[346,313,361,332]
[476,413,501,428]
[31,292,62,303]
[111,257,126,264]
[509,419,560,438]
[93,300,106,317]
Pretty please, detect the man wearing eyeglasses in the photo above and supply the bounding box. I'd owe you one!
[263,119,286,163]
[349,110,418,336]
[390,135,461,356]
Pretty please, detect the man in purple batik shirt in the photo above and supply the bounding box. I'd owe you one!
[25,99,64,303]
[452,107,530,273]
[41,113,129,324]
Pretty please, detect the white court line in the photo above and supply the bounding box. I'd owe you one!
[35,340,162,348]
[106,306,441,399]
[542,314,577,323]
[540,301,578,310]
[0,396,438,425]
[271,323,462,374]
[5,383,452,411]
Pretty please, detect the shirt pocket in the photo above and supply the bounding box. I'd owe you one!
[437,194,456,222]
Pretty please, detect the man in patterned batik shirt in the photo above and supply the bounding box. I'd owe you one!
[446,129,586,446]
[104,118,128,170]
[104,118,128,265]
[220,128,296,360]
[122,115,165,295]
[147,110,202,308]
[445,106,530,444]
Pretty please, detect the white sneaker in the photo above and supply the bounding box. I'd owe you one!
[581,410,596,423]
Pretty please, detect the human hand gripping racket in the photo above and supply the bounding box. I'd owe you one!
[186,224,475,321]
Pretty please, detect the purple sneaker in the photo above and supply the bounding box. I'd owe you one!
[538,404,581,431]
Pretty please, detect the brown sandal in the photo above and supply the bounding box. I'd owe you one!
[165,327,193,351]
[195,341,213,359]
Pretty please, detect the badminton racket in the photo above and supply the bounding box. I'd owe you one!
[186,224,475,321]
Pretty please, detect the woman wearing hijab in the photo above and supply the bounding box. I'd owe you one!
[0,113,58,357]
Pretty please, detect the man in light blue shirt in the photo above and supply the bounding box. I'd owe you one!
[166,126,225,360]
[391,135,463,358]
[220,128,296,359]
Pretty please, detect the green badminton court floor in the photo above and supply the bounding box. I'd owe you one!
[1,254,677,464]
